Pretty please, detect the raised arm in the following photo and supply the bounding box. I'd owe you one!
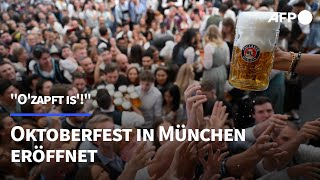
[274,48,320,76]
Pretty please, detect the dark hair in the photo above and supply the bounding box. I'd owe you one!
[104,63,119,74]
[0,79,12,95]
[140,70,154,82]
[219,4,229,13]
[96,89,112,109]
[50,84,69,105]
[172,29,197,61]
[72,72,86,81]
[142,49,153,59]
[239,0,249,4]
[163,84,180,112]
[99,26,109,36]
[127,66,140,86]
[154,66,169,86]
[129,44,143,65]
[251,96,273,114]
[33,44,50,60]
[75,163,108,180]
[21,99,34,113]
[61,99,84,113]
[35,79,53,96]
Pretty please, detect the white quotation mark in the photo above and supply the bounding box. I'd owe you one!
[298,10,313,25]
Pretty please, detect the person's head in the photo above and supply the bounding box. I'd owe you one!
[140,70,154,93]
[96,89,112,109]
[179,28,197,47]
[33,46,52,69]
[36,79,53,96]
[99,26,109,38]
[26,33,37,47]
[116,53,129,72]
[0,32,12,45]
[0,80,18,105]
[163,84,180,111]
[12,47,28,63]
[72,43,87,61]
[47,13,56,24]
[0,42,9,57]
[251,96,274,124]
[129,44,143,65]
[21,99,46,115]
[205,25,224,45]
[175,64,194,88]
[201,80,217,101]
[272,122,299,146]
[72,73,87,93]
[126,66,139,85]
[79,57,94,74]
[153,120,173,149]
[0,62,16,82]
[155,66,169,86]
[98,48,112,64]
[292,0,306,14]
[160,22,167,32]
[0,114,16,130]
[86,114,115,156]
[61,99,85,123]
[142,51,153,69]
[104,63,119,85]
[61,44,73,59]
[75,164,110,180]
[222,17,235,39]
[236,0,250,10]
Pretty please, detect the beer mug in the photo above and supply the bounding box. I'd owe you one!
[228,12,280,91]
[118,85,127,94]
[106,84,115,91]
[90,90,97,98]
[114,98,123,111]
[122,100,132,111]
[108,89,115,97]
[127,85,135,94]
[114,91,123,99]
[130,92,141,108]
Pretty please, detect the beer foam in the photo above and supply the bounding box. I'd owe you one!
[127,85,135,94]
[119,85,127,93]
[235,12,280,52]
[114,98,123,105]
[106,84,115,91]
[122,101,132,110]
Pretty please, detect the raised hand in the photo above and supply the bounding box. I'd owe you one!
[254,114,288,138]
[127,141,156,171]
[208,101,229,129]
[185,85,207,129]
[252,124,279,157]
[296,118,320,142]
[200,144,229,179]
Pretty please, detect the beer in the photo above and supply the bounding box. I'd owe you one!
[114,98,123,111]
[114,91,123,98]
[106,84,115,91]
[118,85,127,93]
[228,12,280,91]
[127,85,135,94]
[90,90,97,98]
[130,92,141,108]
[122,101,132,111]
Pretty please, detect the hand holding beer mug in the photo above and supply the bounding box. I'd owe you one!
[228,12,281,91]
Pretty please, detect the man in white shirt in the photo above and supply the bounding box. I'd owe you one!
[136,70,162,129]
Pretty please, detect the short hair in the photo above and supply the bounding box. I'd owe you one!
[21,99,34,113]
[239,0,249,4]
[61,99,84,113]
[140,70,154,82]
[99,26,109,36]
[0,79,12,96]
[251,96,273,113]
[86,114,113,131]
[96,89,112,109]
[33,45,50,60]
[72,72,86,81]
[72,43,85,52]
[219,4,229,13]
[142,49,153,59]
[104,63,119,74]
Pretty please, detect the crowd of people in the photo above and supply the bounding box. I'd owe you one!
[0,0,320,179]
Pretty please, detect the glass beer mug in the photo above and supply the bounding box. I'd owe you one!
[228,12,280,91]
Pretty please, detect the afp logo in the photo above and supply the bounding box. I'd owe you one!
[268,10,313,25]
